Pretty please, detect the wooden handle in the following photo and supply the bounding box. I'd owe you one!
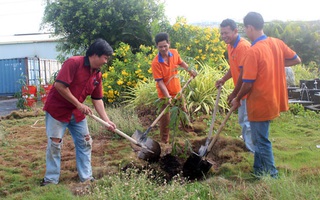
[207,86,222,140]
[206,106,235,154]
[150,76,194,128]
[90,114,139,145]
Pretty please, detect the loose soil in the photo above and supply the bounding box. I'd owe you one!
[0,108,248,197]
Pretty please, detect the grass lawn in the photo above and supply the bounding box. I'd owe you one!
[0,103,320,199]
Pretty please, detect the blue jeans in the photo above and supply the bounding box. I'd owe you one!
[250,121,278,177]
[43,112,93,184]
[238,99,255,153]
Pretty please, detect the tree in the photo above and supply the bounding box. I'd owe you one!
[41,0,168,60]
[264,21,320,65]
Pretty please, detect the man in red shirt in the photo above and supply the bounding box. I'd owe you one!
[41,38,116,186]
[231,12,301,178]
[216,18,255,153]
[151,32,197,145]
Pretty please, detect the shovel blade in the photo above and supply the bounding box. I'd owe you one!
[183,152,212,180]
[198,145,208,157]
[131,130,161,162]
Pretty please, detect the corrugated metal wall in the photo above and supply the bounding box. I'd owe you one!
[0,58,26,95]
[0,57,61,95]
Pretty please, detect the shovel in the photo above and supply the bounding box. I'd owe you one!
[132,76,194,145]
[89,114,161,162]
[183,106,235,180]
[198,86,222,156]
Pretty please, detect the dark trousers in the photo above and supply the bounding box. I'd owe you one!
[159,97,187,143]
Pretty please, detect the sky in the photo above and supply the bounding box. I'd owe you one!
[0,0,319,36]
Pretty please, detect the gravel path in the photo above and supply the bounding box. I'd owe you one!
[0,98,18,116]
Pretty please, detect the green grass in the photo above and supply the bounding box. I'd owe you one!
[1,104,320,199]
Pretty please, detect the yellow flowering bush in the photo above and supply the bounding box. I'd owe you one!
[102,42,157,104]
[102,19,228,105]
[169,17,227,70]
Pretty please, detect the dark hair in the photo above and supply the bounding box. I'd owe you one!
[86,38,113,57]
[243,12,264,30]
[155,32,169,44]
[220,19,237,30]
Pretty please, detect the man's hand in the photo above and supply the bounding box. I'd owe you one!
[189,69,198,78]
[77,104,93,115]
[231,97,241,110]
[227,92,236,105]
[106,120,116,131]
[215,78,225,88]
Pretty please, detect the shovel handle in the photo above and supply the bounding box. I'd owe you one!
[206,106,235,154]
[207,86,222,141]
[149,76,194,128]
[89,114,139,145]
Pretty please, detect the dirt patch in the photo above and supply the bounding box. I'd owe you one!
[135,104,158,127]
[0,109,247,197]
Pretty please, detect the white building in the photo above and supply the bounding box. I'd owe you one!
[0,33,62,95]
[0,33,60,60]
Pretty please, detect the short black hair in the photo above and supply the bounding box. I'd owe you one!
[155,32,169,45]
[86,38,113,57]
[243,12,264,30]
[220,19,237,30]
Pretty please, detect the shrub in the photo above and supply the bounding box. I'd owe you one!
[102,19,228,105]
[123,61,234,119]
[292,63,320,86]
[182,61,234,115]
[102,43,157,104]
[168,17,227,69]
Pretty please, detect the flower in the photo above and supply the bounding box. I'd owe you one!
[102,73,108,79]
[117,80,124,85]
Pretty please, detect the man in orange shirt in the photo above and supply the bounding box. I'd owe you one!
[216,18,255,153]
[231,12,301,178]
[151,32,197,144]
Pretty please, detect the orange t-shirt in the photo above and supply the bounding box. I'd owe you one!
[227,36,251,100]
[242,36,297,121]
[151,49,183,98]
[228,36,251,86]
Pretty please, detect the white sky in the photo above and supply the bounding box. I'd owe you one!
[0,0,319,36]
[165,0,320,23]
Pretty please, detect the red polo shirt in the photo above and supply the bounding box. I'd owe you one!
[43,56,103,122]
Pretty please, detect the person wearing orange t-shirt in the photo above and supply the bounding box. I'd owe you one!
[231,12,301,178]
[216,19,255,153]
[151,32,197,144]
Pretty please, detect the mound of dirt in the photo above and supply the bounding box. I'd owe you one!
[0,109,44,120]
[121,136,247,182]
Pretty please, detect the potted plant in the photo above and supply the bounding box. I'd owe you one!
[39,84,53,103]
[17,74,37,108]
[39,70,59,104]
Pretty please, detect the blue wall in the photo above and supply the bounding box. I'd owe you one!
[0,58,27,95]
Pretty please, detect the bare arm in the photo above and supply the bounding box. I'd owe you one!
[231,82,253,109]
[180,61,197,77]
[228,68,243,104]
[215,69,232,88]
[285,56,301,66]
[92,99,116,131]
[157,80,171,98]
[54,82,92,115]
